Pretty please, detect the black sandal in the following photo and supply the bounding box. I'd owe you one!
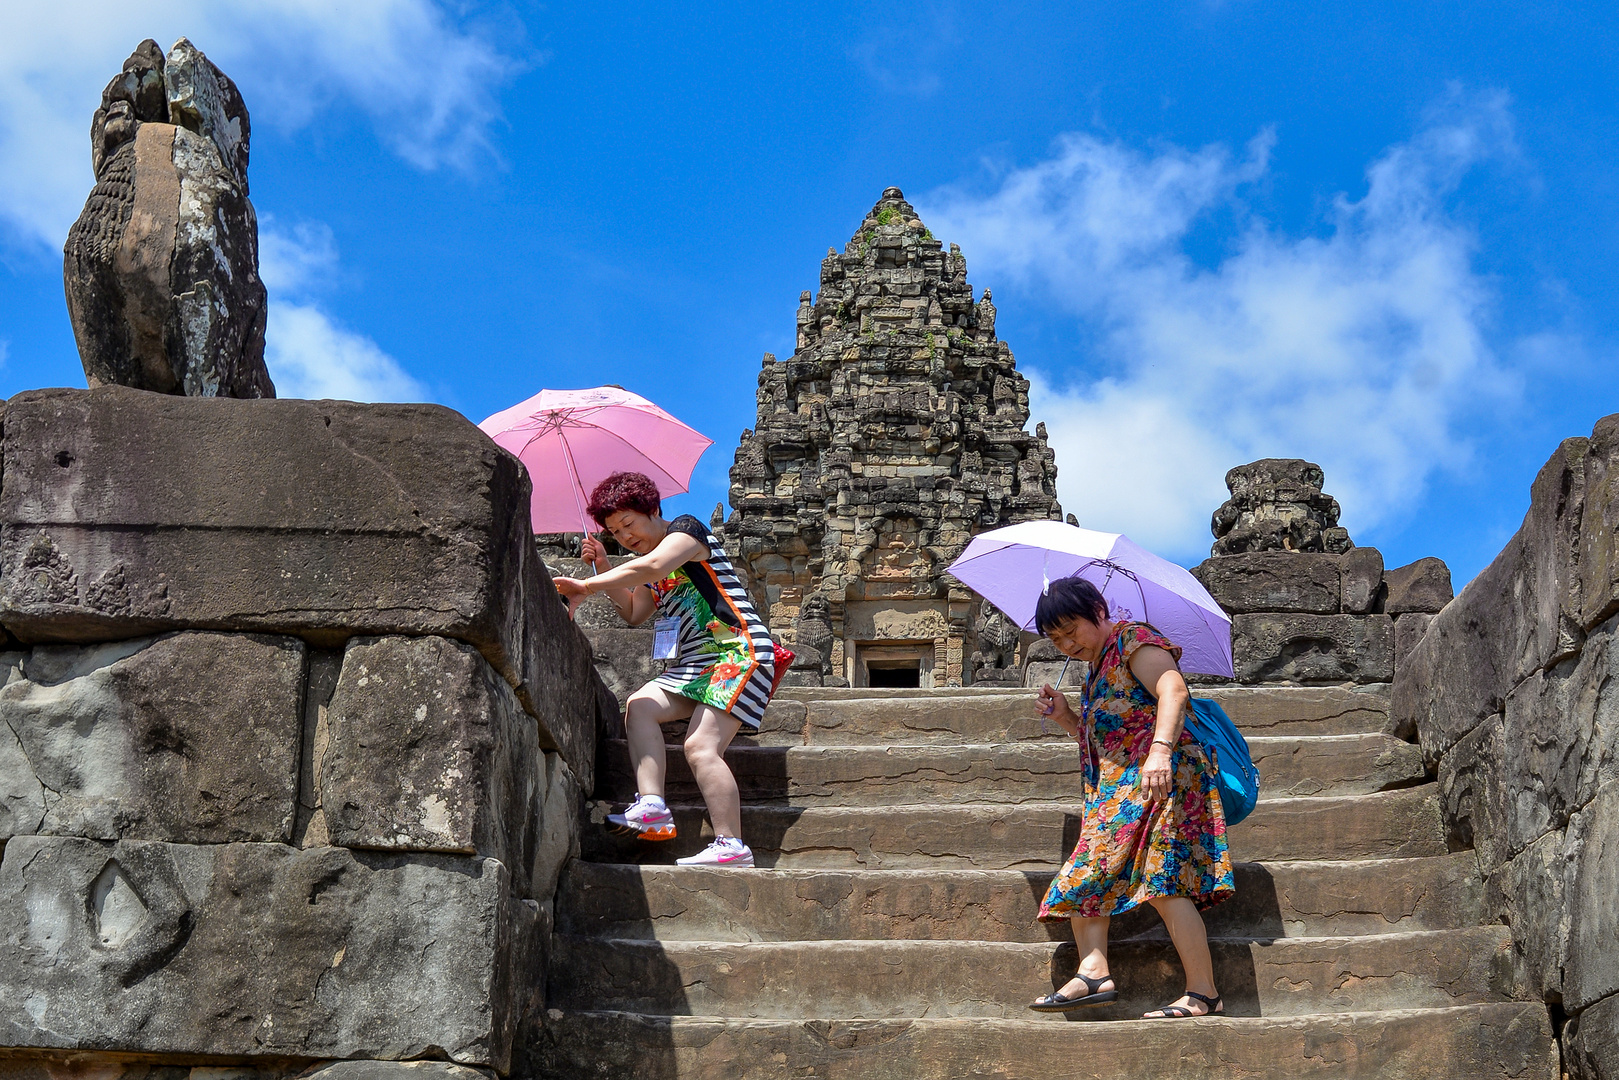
[1029,972,1120,1012]
[1143,990,1222,1019]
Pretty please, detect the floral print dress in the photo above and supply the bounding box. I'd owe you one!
[648,515,776,729]
[1038,622,1235,920]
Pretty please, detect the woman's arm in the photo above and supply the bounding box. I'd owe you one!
[575,535,659,626]
[553,531,707,623]
[1130,644,1190,801]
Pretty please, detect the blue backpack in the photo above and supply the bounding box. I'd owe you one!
[1184,697,1261,826]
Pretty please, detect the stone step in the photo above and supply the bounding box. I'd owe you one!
[530,1003,1557,1080]
[580,787,1448,868]
[556,853,1486,943]
[756,684,1394,745]
[598,733,1425,806]
[548,925,1518,1020]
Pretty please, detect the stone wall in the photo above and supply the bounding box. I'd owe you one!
[1394,417,1619,1080]
[1192,460,1452,689]
[0,387,612,1078]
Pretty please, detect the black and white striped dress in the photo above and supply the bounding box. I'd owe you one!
[647,515,776,729]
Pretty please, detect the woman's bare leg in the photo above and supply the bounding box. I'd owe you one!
[1051,914,1114,998]
[624,685,696,798]
[1142,895,1219,1016]
[684,705,745,838]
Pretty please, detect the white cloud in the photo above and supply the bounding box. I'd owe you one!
[258,219,339,294]
[919,94,1519,562]
[260,219,426,402]
[0,1,520,250]
[267,302,427,402]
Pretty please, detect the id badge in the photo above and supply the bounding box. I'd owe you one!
[652,617,680,660]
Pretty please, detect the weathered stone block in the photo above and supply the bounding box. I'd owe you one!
[1438,712,1510,872]
[1384,557,1453,614]
[1565,990,1619,1080]
[306,1063,496,1080]
[322,636,542,897]
[1340,546,1384,615]
[0,632,302,845]
[1393,613,1433,688]
[1566,779,1619,1011]
[0,387,597,777]
[1231,613,1393,684]
[1494,615,1619,861]
[1191,553,1341,614]
[1398,436,1591,763]
[0,836,536,1070]
[532,752,580,901]
[1581,415,1619,630]
[587,627,660,705]
[1486,828,1569,1004]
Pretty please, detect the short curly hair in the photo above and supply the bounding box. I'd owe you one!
[587,471,662,527]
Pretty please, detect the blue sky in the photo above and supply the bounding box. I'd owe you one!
[3,2,1617,584]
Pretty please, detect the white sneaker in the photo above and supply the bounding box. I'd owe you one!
[606,794,676,841]
[676,836,755,868]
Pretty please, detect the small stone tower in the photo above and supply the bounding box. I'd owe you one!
[721,187,1061,687]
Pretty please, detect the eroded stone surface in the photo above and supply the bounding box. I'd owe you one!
[1397,436,1591,761]
[1192,552,1342,614]
[550,926,1514,1019]
[0,387,600,776]
[558,855,1484,944]
[0,633,302,844]
[1566,992,1619,1080]
[304,1062,496,1080]
[1438,712,1510,871]
[1394,612,1433,689]
[0,836,534,1071]
[532,1004,1556,1080]
[753,684,1393,745]
[1566,779,1619,1011]
[1384,557,1454,614]
[1340,546,1385,614]
[1486,829,1569,1004]
[322,636,542,895]
[1580,416,1619,630]
[1210,459,1351,555]
[583,787,1448,868]
[1231,613,1393,684]
[599,733,1421,806]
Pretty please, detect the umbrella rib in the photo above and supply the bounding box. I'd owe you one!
[556,429,592,534]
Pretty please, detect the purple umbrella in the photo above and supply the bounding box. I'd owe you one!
[947,520,1234,677]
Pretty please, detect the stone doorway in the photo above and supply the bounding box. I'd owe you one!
[854,642,936,689]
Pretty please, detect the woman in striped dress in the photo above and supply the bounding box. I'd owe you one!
[551,471,775,868]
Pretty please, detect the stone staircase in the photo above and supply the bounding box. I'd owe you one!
[533,685,1558,1079]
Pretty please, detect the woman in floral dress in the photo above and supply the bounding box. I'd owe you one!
[1028,577,1235,1018]
[552,471,775,868]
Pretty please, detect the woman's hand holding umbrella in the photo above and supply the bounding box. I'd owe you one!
[581,533,611,573]
[1037,684,1082,738]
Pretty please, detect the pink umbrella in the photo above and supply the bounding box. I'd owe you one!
[479,386,713,534]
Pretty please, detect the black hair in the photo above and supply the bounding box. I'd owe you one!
[1034,576,1109,635]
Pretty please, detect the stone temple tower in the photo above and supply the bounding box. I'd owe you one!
[720,187,1062,688]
